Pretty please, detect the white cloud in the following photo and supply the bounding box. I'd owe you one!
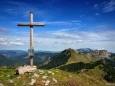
[61,42,68,44]
[94,4,98,8]
[34,41,40,43]
[9,42,24,46]
[61,40,83,44]
[4,1,47,19]
[0,25,115,52]
[53,40,83,45]
[0,37,7,42]
[95,12,100,15]
[48,27,115,43]
[52,31,80,39]
[77,40,83,42]
[16,38,20,41]
[33,26,115,44]
[44,20,81,26]
[93,0,115,13]
[0,28,10,34]
[25,40,29,43]
[53,42,58,44]
[0,37,24,46]
[0,37,9,46]
[0,42,8,46]
[103,0,115,12]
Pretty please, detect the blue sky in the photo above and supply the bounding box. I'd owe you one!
[0,0,115,52]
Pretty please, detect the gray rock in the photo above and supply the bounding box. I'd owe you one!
[88,50,111,58]
[16,65,37,74]
[8,79,13,83]
[42,75,48,79]
[29,79,36,85]
[45,80,50,86]
[0,83,4,86]
[52,78,57,83]
[33,73,39,78]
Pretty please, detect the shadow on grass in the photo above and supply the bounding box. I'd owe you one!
[59,59,115,83]
[59,60,102,73]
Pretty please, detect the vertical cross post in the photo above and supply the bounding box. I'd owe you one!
[17,12,45,66]
[30,12,34,66]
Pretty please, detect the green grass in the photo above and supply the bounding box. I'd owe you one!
[0,67,113,86]
[0,67,15,81]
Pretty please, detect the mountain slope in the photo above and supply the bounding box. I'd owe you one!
[0,50,55,67]
[0,50,27,58]
[39,49,71,69]
[39,48,100,69]
[39,48,115,83]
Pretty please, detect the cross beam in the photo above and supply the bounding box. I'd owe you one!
[17,12,45,66]
[18,24,44,26]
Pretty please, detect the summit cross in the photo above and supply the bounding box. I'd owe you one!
[17,12,45,66]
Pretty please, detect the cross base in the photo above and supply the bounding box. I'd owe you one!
[16,65,37,75]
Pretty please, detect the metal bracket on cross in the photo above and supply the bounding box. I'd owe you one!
[28,49,34,57]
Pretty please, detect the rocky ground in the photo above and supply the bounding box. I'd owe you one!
[0,67,115,86]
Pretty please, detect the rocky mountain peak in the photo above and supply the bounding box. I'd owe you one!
[88,49,111,58]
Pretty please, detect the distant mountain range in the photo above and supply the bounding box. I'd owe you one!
[0,48,112,57]
[0,48,114,67]
[0,50,55,67]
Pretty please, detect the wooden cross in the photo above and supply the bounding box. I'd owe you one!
[17,12,45,66]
